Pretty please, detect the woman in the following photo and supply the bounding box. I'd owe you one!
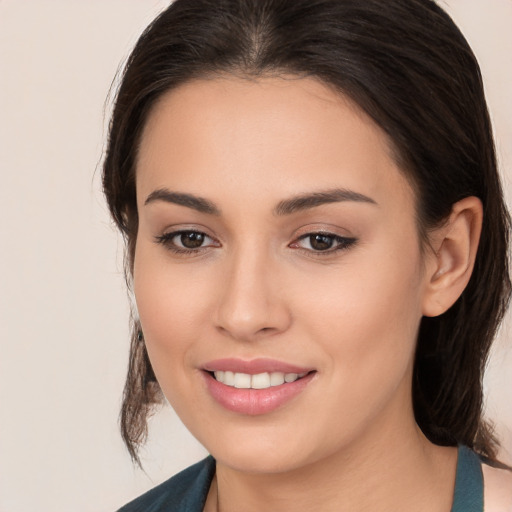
[103,0,512,510]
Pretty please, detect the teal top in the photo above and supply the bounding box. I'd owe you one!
[452,445,483,512]
[118,445,484,511]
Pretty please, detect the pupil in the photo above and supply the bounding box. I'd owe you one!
[311,234,333,250]
[181,232,205,249]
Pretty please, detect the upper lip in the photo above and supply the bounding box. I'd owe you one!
[202,358,314,375]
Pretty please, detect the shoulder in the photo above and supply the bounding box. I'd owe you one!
[482,462,512,512]
[117,456,216,512]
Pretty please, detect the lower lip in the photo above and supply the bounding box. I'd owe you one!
[203,371,316,415]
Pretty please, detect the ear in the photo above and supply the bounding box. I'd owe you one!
[422,196,483,317]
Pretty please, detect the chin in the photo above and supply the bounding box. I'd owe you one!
[199,421,340,475]
[213,444,313,475]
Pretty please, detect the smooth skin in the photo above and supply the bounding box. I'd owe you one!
[132,75,504,511]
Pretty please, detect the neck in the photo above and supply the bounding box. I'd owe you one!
[207,405,457,512]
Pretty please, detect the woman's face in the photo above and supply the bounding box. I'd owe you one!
[134,76,435,473]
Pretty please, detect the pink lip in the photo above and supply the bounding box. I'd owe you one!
[203,358,313,375]
[201,358,316,415]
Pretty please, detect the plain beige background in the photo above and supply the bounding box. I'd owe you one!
[0,1,510,511]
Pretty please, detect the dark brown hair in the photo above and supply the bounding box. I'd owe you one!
[102,0,511,465]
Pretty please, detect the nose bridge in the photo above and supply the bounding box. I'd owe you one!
[215,241,290,340]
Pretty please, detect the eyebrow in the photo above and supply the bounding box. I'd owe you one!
[273,188,377,216]
[144,189,221,215]
[144,187,377,216]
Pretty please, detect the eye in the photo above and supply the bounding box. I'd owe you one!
[291,232,357,253]
[154,230,219,254]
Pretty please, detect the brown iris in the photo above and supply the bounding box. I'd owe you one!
[180,232,205,249]
[309,234,334,251]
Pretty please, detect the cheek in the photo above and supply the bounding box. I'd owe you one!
[299,243,425,384]
[285,251,425,450]
[132,242,214,374]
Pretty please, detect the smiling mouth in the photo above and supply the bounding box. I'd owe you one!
[210,370,311,389]
[203,364,317,414]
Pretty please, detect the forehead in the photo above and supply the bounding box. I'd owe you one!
[136,75,414,215]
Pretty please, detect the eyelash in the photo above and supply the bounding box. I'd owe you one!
[154,230,218,255]
[292,233,357,255]
[154,230,357,256]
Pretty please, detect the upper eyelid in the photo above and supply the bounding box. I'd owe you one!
[157,226,218,239]
[291,221,354,236]
[296,230,346,239]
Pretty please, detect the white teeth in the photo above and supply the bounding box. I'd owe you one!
[213,371,307,389]
[251,372,271,389]
[270,372,285,386]
[234,373,251,388]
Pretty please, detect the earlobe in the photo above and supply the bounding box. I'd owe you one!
[422,196,483,317]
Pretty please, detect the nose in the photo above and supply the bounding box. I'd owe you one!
[214,249,292,341]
